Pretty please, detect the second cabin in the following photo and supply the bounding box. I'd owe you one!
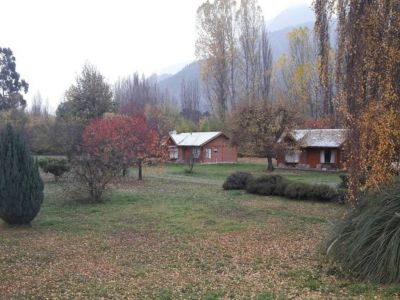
[277,129,347,170]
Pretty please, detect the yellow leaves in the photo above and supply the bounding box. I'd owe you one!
[352,101,400,193]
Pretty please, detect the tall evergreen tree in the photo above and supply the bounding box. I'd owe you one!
[64,63,114,124]
[0,47,29,110]
[0,124,43,224]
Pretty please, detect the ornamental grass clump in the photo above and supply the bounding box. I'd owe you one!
[327,177,400,283]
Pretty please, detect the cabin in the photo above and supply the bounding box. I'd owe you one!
[277,129,347,170]
[167,131,237,164]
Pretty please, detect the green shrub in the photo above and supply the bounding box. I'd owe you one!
[337,188,347,204]
[0,125,44,225]
[246,175,287,196]
[327,177,400,283]
[338,173,349,189]
[223,171,253,190]
[284,182,312,199]
[38,157,70,181]
[274,178,289,196]
[227,173,340,202]
[308,184,339,202]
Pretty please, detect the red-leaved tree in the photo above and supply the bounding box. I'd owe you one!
[74,114,163,202]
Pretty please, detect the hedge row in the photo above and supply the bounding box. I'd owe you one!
[223,172,340,202]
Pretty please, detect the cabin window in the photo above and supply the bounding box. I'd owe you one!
[205,148,212,159]
[320,149,336,163]
[285,150,300,163]
[169,147,178,159]
[192,147,200,159]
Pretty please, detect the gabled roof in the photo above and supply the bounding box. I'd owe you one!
[279,129,347,148]
[170,132,225,147]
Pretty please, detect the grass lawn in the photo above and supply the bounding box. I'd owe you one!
[0,163,399,299]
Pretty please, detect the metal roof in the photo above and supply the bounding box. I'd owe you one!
[280,129,347,148]
[170,132,224,147]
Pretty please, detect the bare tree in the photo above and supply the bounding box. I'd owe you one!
[196,0,236,123]
[259,22,273,102]
[30,92,49,117]
[272,27,327,119]
[180,78,201,124]
[236,0,264,104]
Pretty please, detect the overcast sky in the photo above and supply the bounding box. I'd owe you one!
[1,0,311,110]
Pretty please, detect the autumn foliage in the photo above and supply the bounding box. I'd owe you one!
[74,114,163,202]
[230,103,291,171]
[315,0,400,204]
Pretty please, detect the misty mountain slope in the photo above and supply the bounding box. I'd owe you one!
[158,61,202,107]
[267,4,315,32]
[158,5,336,111]
[269,21,314,60]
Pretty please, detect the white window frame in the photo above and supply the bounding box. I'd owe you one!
[205,148,212,159]
[192,147,200,159]
[285,150,300,163]
[169,147,178,159]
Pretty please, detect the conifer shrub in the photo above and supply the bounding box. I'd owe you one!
[38,157,70,181]
[327,177,400,283]
[223,171,253,190]
[0,125,44,224]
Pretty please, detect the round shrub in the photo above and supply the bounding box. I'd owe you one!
[327,177,400,283]
[308,184,339,202]
[0,125,44,225]
[283,182,312,200]
[39,157,70,181]
[245,175,287,196]
[223,172,253,190]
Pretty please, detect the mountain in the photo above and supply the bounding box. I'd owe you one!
[269,21,315,60]
[158,62,202,108]
[149,73,173,84]
[267,4,315,32]
[157,5,331,111]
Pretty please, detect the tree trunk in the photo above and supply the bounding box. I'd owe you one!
[267,155,274,172]
[188,157,194,173]
[138,159,143,180]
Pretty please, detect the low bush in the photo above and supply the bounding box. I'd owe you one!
[245,175,287,196]
[224,172,340,202]
[327,177,400,283]
[223,172,253,190]
[283,182,312,200]
[309,184,339,202]
[38,157,70,181]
